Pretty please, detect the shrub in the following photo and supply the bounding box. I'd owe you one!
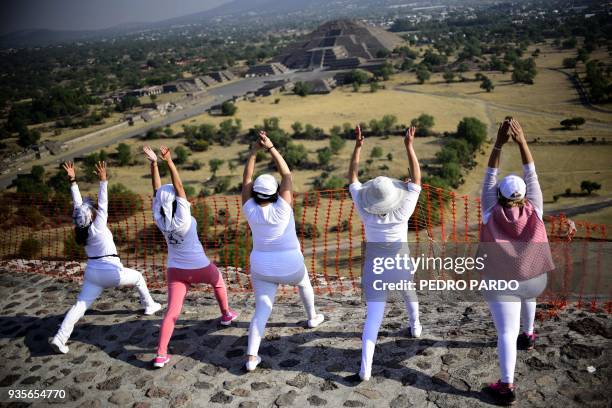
[64,234,86,259]
[370,146,383,158]
[221,101,237,116]
[411,114,435,136]
[174,146,189,165]
[116,143,132,166]
[19,238,42,259]
[294,81,312,97]
[15,207,45,227]
[108,183,143,221]
[580,180,601,195]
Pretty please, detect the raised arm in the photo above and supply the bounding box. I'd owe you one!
[143,146,161,195]
[348,125,364,184]
[482,120,511,218]
[92,161,109,229]
[404,126,421,185]
[258,131,292,204]
[487,119,511,169]
[159,146,186,199]
[63,161,82,207]
[242,143,259,205]
[510,119,533,165]
[511,119,542,215]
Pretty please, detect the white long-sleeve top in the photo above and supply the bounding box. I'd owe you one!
[481,162,543,224]
[71,181,122,270]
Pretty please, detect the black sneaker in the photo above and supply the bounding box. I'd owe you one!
[517,332,536,350]
[484,380,516,406]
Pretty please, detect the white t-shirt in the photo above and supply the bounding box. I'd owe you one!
[71,182,122,271]
[349,181,421,242]
[153,196,210,270]
[243,197,304,277]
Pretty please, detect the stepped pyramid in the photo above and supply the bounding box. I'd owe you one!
[274,19,403,70]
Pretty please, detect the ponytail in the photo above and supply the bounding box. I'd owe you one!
[75,226,90,246]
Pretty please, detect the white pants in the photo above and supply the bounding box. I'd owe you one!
[55,266,154,344]
[486,273,546,384]
[247,266,317,356]
[360,291,419,379]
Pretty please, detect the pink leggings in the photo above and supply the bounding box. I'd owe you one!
[157,263,229,356]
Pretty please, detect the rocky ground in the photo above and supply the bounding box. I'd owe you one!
[0,270,610,408]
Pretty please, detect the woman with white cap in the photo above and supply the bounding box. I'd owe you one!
[50,161,161,354]
[348,125,422,382]
[479,118,555,405]
[241,131,324,371]
[143,146,237,368]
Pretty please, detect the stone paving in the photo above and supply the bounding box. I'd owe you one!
[0,270,610,408]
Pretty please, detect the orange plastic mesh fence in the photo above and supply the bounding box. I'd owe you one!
[0,187,609,313]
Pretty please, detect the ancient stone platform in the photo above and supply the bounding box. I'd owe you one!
[0,270,609,407]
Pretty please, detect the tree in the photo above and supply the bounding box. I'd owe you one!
[416,66,431,84]
[293,81,312,97]
[291,121,303,136]
[560,117,586,129]
[284,143,308,168]
[348,69,369,86]
[563,58,577,69]
[480,77,495,92]
[221,101,237,116]
[456,117,487,149]
[116,143,131,166]
[411,114,435,136]
[174,146,188,165]
[443,69,455,83]
[329,134,345,154]
[370,146,383,158]
[580,180,601,195]
[17,128,40,147]
[318,147,332,166]
[209,159,224,178]
[512,58,537,85]
[115,95,140,112]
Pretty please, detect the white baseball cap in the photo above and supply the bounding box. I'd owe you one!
[498,174,526,200]
[253,174,278,196]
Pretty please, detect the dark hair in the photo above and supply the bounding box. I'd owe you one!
[75,226,90,246]
[252,187,279,205]
[159,200,178,220]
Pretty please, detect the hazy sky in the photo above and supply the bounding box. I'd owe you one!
[0,0,230,34]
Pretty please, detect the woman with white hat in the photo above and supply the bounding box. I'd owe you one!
[348,125,422,381]
[50,161,161,354]
[143,146,237,368]
[479,118,555,405]
[241,131,324,372]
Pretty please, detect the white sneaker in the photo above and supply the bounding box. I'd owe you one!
[144,302,162,316]
[245,356,261,372]
[359,371,371,381]
[307,314,325,328]
[49,336,69,354]
[409,322,423,338]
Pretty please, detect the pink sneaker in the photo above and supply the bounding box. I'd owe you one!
[220,309,238,326]
[152,355,171,368]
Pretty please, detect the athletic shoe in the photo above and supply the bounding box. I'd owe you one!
[307,314,325,328]
[144,302,162,316]
[517,332,536,350]
[49,336,69,354]
[245,356,262,372]
[345,373,368,384]
[220,309,239,326]
[408,322,422,338]
[484,380,516,406]
[152,355,171,368]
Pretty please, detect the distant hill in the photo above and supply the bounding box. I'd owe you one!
[0,0,422,47]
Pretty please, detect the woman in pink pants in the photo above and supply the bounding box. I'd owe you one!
[143,145,238,368]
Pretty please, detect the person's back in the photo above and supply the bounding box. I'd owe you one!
[243,196,300,252]
[241,131,324,372]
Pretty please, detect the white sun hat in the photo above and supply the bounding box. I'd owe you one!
[498,174,526,200]
[253,174,278,196]
[357,176,410,215]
